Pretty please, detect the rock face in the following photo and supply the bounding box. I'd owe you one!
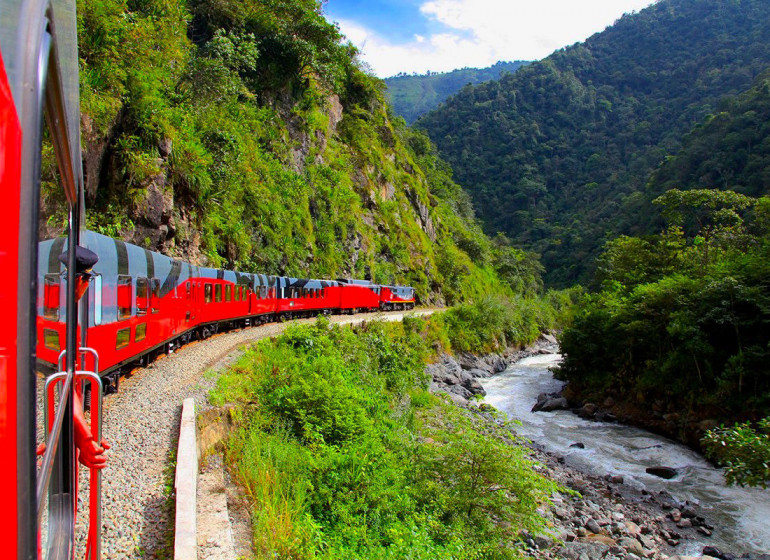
[427,334,560,406]
[427,354,493,405]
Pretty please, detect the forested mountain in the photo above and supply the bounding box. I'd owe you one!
[384,61,529,124]
[416,0,770,286]
[648,69,770,199]
[40,0,546,305]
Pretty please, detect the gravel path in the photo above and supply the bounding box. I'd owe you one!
[73,309,440,559]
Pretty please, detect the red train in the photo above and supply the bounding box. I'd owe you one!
[36,232,416,392]
[1,0,415,557]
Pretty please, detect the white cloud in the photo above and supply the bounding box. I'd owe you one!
[335,0,656,77]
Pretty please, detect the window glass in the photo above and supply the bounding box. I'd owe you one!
[44,274,61,320]
[136,323,147,342]
[136,277,149,315]
[234,286,240,301]
[225,285,232,302]
[43,329,60,351]
[215,284,222,302]
[117,275,132,320]
[151,279,161,313]
[116,327,131,350]
[94,275,103,325]
[261,286,267,299]
[205,284,212,303]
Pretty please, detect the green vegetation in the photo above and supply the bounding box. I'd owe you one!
[384,61,529,124]
[211,307,563,559]
[556,190,770,472]
[38,0,549,304]
[648,69,770,200]
[703,419,770,488]
[416,0,770,286]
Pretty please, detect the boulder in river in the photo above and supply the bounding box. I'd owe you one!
[646,466,678,479]
[537,397,569,412]
[570,442,586,449]
[578,402,598,419]
[532,392,569,412]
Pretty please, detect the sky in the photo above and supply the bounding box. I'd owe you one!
[323,0,658,78]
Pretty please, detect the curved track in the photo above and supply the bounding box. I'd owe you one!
[74,309,441,559]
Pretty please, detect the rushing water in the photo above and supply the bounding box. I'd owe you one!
[483,354,770,556]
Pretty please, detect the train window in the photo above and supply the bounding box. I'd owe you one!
[44,274,61,320]
[205,283,212,303]
[116,327,131,350]
[43,329,60,351]
[151,279,161,313]
[94,275,103,325]
[234,286,240,301]
[136,323,147,342]
[215,284,222,302]
[136,277,149,315]
[261,286,267,299]
[225,285,232,302]
[118,275,133,320]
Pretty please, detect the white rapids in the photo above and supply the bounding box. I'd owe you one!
[483,354,770,557]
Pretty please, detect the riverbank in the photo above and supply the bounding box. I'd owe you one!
[427,338,770,560]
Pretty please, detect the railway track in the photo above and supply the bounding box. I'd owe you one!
[73,309,440,559]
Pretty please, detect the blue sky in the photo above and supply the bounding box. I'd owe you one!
[323,0,658,77]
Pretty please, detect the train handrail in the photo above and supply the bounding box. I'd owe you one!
[43,370,103,560]
[57,347,100,375]
[37,370,74,522]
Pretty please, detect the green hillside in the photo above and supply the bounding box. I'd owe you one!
[416,0,770,286]
[648,69,770,200]
[38,0,546,306]
[384,61,529,124]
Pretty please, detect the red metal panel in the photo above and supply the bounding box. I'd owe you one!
[0,48,22,560]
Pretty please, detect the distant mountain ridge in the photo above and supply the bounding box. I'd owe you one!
[416,0,770,286]
[384,61,529,123]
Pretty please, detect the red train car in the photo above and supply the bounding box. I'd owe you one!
[36,233,418,393]
[379,284,416,311]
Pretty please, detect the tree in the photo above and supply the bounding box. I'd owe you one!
[702,418,770,488]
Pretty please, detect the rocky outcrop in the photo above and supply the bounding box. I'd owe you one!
[427,354,491,405]
[426,334,560,406]
[407,188,436,241]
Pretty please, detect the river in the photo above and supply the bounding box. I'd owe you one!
[482,353,770,557]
